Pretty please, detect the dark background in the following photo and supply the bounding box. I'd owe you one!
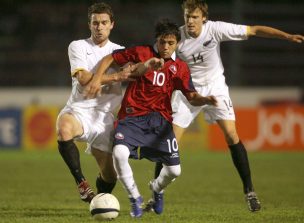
[0,0,303,87]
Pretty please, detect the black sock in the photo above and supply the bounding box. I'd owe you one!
[58,139,85,184]
[96,174,116,194]
[229,141,254,194]
[154,162,163,178]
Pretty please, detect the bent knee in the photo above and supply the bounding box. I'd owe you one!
[166,165,181,178]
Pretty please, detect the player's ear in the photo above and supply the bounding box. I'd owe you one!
[110,21,115,30]
[202,16,207,23]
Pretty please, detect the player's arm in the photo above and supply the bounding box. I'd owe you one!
[185,92,218,107]
[247,26,304,43]
[84,54,121,99]
[84,55,164,99]
[73,69,93,86]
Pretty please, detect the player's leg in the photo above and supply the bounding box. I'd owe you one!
[91,148,117,194]
[112,144,143,218]
[149,164,181,214]
[153,124,185,182]
[154,89,197,189]
[56,113,94,202]
[88,111,117,194]
[217,119,261,212]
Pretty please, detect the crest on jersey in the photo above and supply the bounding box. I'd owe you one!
[169,65,177,74]
[126,107,134,114]
[115,132,124,140]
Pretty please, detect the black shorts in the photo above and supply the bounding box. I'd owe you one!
[114,112,180,166]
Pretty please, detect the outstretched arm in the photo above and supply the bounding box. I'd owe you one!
[247,26,304,43]
[185,92,218,107]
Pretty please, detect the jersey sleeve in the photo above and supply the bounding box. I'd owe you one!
[68,41,88,76]
[174,62,196,94]
[112,47,140,66]
[212,21,248,42]
[112,46,152,66]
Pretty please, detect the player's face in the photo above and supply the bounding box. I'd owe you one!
[89,13,114,46]
[184,7,206,38]
[156,35,178,60]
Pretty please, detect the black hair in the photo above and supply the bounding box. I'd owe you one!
[154,19,181,42]
[88,2,114,23]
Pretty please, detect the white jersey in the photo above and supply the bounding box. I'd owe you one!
[177,21,248,85]
[66,38,124,111]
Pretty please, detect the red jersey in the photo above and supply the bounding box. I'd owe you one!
[112,45,196,122]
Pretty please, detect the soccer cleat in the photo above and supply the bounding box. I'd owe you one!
[144,181,164,214]
[129,196,144,218]
[77,180,95,203]
[245,191,261,212]
[143,199,154,213]
[151,191,164,214]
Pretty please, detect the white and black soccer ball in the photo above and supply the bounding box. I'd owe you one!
[89,193,120,221]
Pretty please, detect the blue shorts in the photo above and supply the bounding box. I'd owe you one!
[114,112,180,166]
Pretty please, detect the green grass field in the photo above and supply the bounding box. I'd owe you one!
[1,149,304,223]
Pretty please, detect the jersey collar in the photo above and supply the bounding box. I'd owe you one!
[153,44,176,61]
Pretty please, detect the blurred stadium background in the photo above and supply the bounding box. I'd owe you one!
[0,0,304,222]
[0,0,303,151]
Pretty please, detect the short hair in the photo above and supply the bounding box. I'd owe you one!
[154,19,181,42]
[88,2,114,23]
[182,0,209,20]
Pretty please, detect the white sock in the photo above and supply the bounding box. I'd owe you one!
[112,144,140,199]
[152,164,181,193]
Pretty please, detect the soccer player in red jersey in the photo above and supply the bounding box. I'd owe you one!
[85,19,217,217]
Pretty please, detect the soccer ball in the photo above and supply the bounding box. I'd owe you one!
[89,193,120,221]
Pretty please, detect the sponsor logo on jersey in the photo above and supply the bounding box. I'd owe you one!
[203,38,213,47]
[169,65,177,74]
[170,153,179,158]
[115,132,124,140]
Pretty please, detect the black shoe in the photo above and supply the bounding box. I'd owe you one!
[245,192,261,212]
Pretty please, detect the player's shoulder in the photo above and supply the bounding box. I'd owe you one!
[207,20,238,30]
[132,44,152,51]
[106,40,125,51]
[128,44,154,56]
[175,57,190,72]
[68,38,91,50]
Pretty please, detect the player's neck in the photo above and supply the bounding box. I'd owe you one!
[186,26,203,38]
[91,37,109,47]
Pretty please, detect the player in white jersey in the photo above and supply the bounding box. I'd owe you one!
[150,0,304,213]
[56,2,132,203]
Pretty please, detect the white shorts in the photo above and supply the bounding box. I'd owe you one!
[57,105,115,154]
[172,75,235,128]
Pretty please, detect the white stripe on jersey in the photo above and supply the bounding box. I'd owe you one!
[177,21,248,85]
[66,38,124,110]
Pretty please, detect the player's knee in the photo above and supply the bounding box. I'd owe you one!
[57,123,73,141]
[112,145,130,163]
[166,164,181,179]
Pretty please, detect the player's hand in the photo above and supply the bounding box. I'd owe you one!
[144,57,164,71]
[83,75,102,99]
[288,34,304,43]
[116,66,136,81]
[204,95,218,106]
